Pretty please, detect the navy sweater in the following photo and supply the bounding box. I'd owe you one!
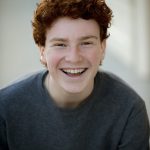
[0,70,149,150]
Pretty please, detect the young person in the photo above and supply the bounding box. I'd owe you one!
[0,0,149,149]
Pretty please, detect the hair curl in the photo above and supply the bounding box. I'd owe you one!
[32,0,113,46]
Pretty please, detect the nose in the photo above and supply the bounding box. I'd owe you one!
[65,46,82,63]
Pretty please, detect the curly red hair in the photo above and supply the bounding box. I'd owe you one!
[32,0,113,46]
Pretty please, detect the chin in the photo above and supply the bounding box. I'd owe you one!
[63,87,84,94]
[61,81,92,95]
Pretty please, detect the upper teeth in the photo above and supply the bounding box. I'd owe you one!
[63,69,85,74]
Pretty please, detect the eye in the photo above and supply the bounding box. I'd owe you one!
[81,41,93,46]
[53,43,67,47]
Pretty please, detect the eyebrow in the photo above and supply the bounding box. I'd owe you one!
[49,35,98,43]
[49,38,68,43]
[79,35,98,41]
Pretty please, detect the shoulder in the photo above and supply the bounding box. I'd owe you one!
[94,71,149,132]
[95,70,145,109]
[0,70,47,106]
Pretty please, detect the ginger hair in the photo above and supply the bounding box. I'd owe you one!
[32,0,113,46]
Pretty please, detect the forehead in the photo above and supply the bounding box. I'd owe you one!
[46,17,100,40]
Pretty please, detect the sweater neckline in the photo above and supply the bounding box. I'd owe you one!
[39,70,103,115]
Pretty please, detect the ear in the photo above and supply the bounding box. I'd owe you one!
[39,46,47,65]
[101,39,106,60]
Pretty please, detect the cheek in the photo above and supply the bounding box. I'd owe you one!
[46,52,63,70]
[86,50,102,65]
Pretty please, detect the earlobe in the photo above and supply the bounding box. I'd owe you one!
[99,40,106,66]
[101,40,106,60]
[39,46,47,66]
[39,46,45,57]
[102,40,106,50]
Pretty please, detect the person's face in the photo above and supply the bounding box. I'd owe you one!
[40,17,106,94]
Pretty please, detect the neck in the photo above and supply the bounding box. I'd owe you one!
[44,73,94,109]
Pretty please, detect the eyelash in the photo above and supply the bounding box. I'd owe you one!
[52,41,94,48]
[81,41,93,46]
[53,43,66,47]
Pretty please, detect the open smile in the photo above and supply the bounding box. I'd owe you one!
[60,68,87,76]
